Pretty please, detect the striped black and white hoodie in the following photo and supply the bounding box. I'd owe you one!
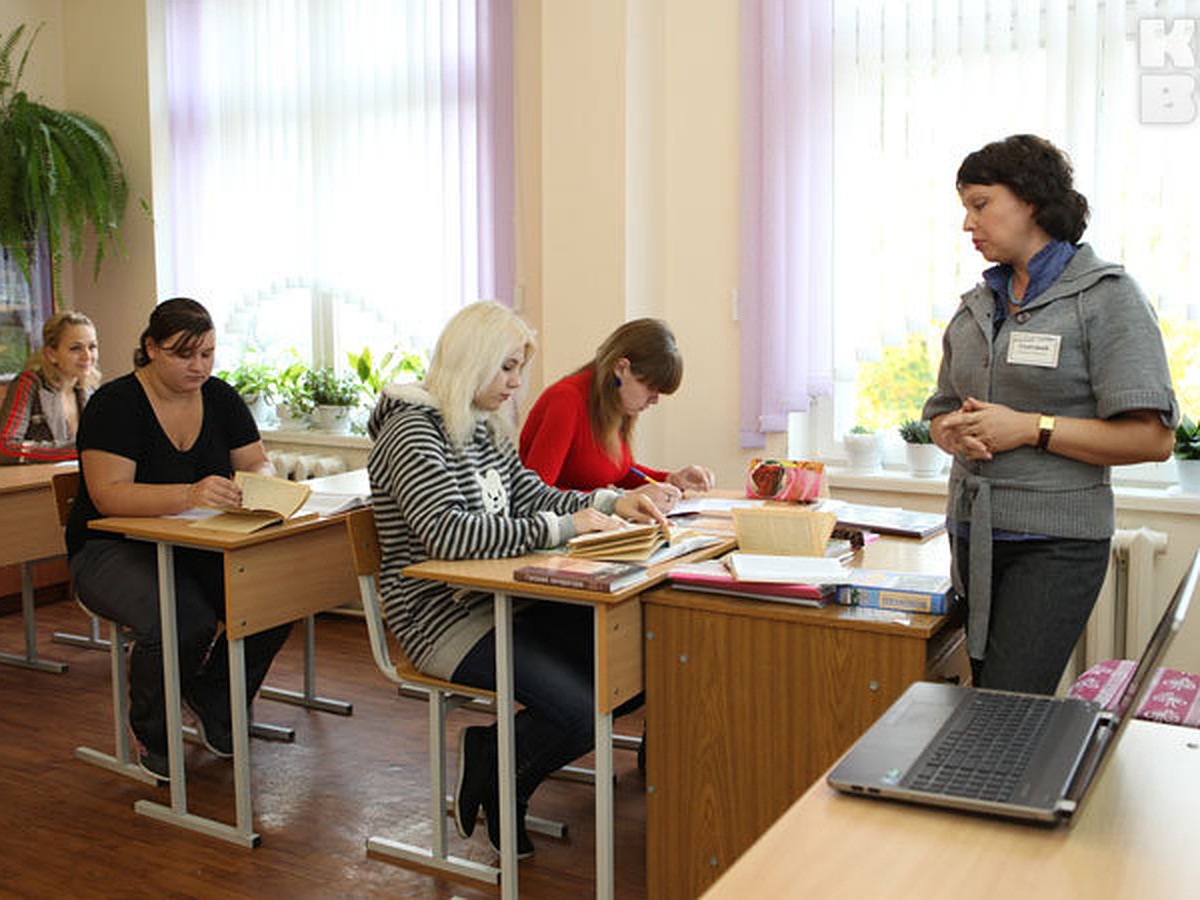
[367,383,620,679]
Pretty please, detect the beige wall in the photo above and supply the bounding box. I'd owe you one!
[2,1,156,370]
[522,0,779,485]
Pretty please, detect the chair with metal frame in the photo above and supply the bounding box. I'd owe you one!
[344,508,577,885]
[51,471,159,784]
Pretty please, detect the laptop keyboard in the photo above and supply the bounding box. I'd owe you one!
[908,693,1055,802]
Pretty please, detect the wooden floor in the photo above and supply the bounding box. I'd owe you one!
[0,601,649,898]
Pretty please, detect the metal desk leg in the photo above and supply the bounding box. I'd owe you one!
[0,561,68,672]
[594,607,615,900]
[494,590,518,898]
[134,542,260,847]
[259,614,353,715]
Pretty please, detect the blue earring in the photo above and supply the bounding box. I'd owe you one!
[614,375,622,387]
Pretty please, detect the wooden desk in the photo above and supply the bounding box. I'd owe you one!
[405,537,735,900]
[704,719,1200,899]
[643,534,966,899]
[0,462,75,672]
[90,511,358,846]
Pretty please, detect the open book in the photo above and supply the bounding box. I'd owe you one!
[189,472,314,534]
[566,522,721,564]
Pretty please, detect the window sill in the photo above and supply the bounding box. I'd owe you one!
[259,429,373,450]
[825,466,1200,517]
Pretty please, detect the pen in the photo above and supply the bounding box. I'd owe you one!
[628,465,661,485]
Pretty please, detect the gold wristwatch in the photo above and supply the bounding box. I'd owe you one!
[1036,414,1056,451]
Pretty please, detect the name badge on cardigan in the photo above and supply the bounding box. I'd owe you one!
[1007,332,1061,368]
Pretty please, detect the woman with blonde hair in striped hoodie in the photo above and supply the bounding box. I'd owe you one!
[367,300,664,859]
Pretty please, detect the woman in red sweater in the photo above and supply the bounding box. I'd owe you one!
[519,319,714,503]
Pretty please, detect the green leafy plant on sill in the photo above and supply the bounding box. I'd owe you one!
[217,358,276,401]
[347,345,427,401]
[848,424,874,435]
[0,24,129,305]
[1175,415,1200,461]
[898,418,933,444]
[305,367,360,407]
[275,353,314,416]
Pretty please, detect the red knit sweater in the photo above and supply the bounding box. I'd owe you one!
[519,368,668,490]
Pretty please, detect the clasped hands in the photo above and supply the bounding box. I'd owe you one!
[936,397,1036,461]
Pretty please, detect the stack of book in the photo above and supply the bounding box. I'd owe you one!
[668,559,835,607]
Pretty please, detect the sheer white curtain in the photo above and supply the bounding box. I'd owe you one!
[739,0,835,449]
[748,0,1200,451]
[161,0,514,368]
[830,0,1199,433]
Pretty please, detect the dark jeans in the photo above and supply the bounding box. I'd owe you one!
[452,601,643,805]
[953,535,1110,695]
[70,539,293,754]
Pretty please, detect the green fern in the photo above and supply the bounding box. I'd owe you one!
[0,24,128,300]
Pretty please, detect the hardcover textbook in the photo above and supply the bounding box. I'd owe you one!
[513,557,649,593]
[836,570,954,614]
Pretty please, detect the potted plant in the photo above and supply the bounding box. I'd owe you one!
[1174,415,1200,493]
[898,418,946,477]
[306,366,360,433]
[0,24,129,306]
[217,359,276,428]
[274,356,313,431]
[347,345,427,402]
[844,424,882,473]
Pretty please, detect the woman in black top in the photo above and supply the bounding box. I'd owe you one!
[67,298,292,781]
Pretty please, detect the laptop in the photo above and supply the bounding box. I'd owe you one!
[827,548,1199,823]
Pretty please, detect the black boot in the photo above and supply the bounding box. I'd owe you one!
[454,725,495,839]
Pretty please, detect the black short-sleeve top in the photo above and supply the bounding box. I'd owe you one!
[66,373,260,556]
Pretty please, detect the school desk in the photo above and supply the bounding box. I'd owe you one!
[642,532,968,898]
[703,718,1199,899]
[404,535,736,900]
[89,509,359,846]
[0,462,75,672]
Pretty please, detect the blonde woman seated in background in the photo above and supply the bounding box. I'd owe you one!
[0,311,100,464]
[367,300,665,859]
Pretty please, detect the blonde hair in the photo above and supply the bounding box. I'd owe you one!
[29,311,101,390]
[423,301,536,449]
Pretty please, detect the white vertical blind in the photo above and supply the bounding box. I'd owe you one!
[830,0,1198,362]
[162,0,513,369]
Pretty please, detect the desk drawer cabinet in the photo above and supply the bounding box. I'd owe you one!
[643,587,959,900]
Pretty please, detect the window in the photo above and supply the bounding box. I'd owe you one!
[752,1,1197,480]
[157,0,514,376]
[828,0,1198,478]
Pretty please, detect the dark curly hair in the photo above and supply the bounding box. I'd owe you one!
[956,135,1089,243]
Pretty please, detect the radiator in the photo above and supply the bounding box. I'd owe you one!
[1071,527,1169,678]
[268,451,348,482]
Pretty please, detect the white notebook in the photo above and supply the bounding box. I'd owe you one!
[726,552,850,585]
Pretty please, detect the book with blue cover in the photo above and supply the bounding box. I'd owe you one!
[836,570,953,614]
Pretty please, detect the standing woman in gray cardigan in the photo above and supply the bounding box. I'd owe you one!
[924,134,1177,695]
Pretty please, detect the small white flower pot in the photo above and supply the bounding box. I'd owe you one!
[844,432,883,473]
[905,443,947,477]
[1176,458,1200,493]
[242,393,276,429]
[275,403,309,431]
[314,404,352,434]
